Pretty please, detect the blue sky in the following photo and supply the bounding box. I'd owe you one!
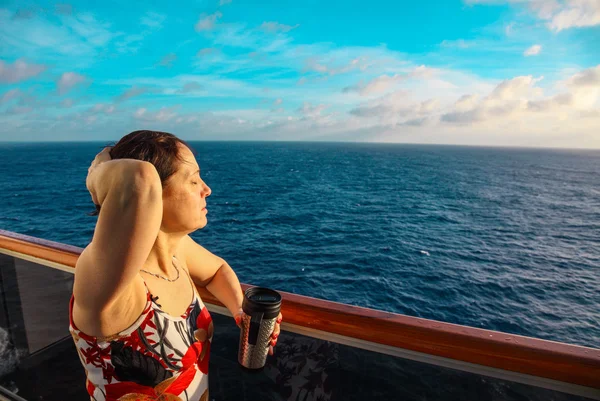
[1,0,599,147]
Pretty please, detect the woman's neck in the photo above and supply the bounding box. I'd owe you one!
[144,231,186,274]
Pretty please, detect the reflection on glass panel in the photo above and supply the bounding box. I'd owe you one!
[0,253,73,354]
[1,337,87,400]
[0,253,83,399]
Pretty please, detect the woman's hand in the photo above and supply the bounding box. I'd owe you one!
[86,147,112,205]
[235,309,283,356]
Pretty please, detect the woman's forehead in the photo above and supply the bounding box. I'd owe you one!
[178,157,200,175]
[178,147,198,167]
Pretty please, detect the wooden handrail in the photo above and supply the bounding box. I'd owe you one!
[0,229,598,389]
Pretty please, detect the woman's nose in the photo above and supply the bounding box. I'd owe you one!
[203,183,211,197]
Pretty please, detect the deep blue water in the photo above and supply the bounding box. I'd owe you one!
[0,141,599,349]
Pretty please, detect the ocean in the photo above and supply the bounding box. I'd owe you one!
[0,141,598,349]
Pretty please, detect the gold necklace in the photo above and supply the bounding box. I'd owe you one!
[140,256,180,282]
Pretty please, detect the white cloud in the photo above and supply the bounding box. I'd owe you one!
[260,22,299,33]
[505,21,516,35]
[441,75,542,122]
[134,106,179,122]
[567,64,600,87]
[467,0,600,31]
[303,56,369,76]
[6,105,33,114]
[205,22,295,52]
[105,74,267,100]
[1,88,23,103]
[197,48,218,57]
[402,116,436,126]
[440,68,599,124]
[343,66,437,96]
[339,64,599,144]
[56,72,87,94]
[298,102,329,119]
[440,39,475,48]
[0,59,46,83]
[561,65,600,109]
[158,53,177,67]
[489,75,544,100]
[114,33,145,54]
[524,44,542,56]
[114,12,166,54]
[543,0,600,31]
[0,8,117,66]
[0,87,43,112]
[140,11,166,29]
[454,94,481,111]
[61,12,114,47]
[179,82,204,93]
[91,103,116,114]
[115,87,148,102]
[349,103,392,118]
[420,98,440,112]
[195,12,222,32]
[350,92,441,124]
[346,75,404,95]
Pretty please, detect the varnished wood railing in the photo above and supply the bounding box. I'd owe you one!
[0,229,598,391]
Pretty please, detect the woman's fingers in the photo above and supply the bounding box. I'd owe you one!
[92,147,112,167]
[270,312,283,339]
[234,308,244,328]
[271,325,280,338]
[98,147,113,162]
[268,312,282,356]
[90,189,98,205]
[87,147,112,191]
[234,309,276,355]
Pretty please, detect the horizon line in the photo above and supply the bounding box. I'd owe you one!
[0,139,599,152]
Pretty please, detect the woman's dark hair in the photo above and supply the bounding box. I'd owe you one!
[87,130,197,216]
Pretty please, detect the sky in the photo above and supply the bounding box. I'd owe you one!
[0,0,599,147]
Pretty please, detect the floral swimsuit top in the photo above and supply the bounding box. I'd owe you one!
[69,271,213,401]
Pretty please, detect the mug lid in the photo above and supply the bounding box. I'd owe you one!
[242,287,281,318]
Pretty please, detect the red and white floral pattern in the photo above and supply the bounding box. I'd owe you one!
[69,283,213,401]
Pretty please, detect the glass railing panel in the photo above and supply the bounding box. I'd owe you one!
[4,256,73,354]
[207,313,594,401]
[1,337,87,400]
[0,251,596,401]
[0,252,84,399]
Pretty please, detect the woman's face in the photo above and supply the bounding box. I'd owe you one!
[161,144,211,233]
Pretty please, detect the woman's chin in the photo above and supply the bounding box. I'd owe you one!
[196,218,208,229]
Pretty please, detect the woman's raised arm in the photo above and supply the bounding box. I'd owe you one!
[74,154,163,313]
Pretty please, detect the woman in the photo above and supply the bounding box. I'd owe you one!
[69,130,282,401]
